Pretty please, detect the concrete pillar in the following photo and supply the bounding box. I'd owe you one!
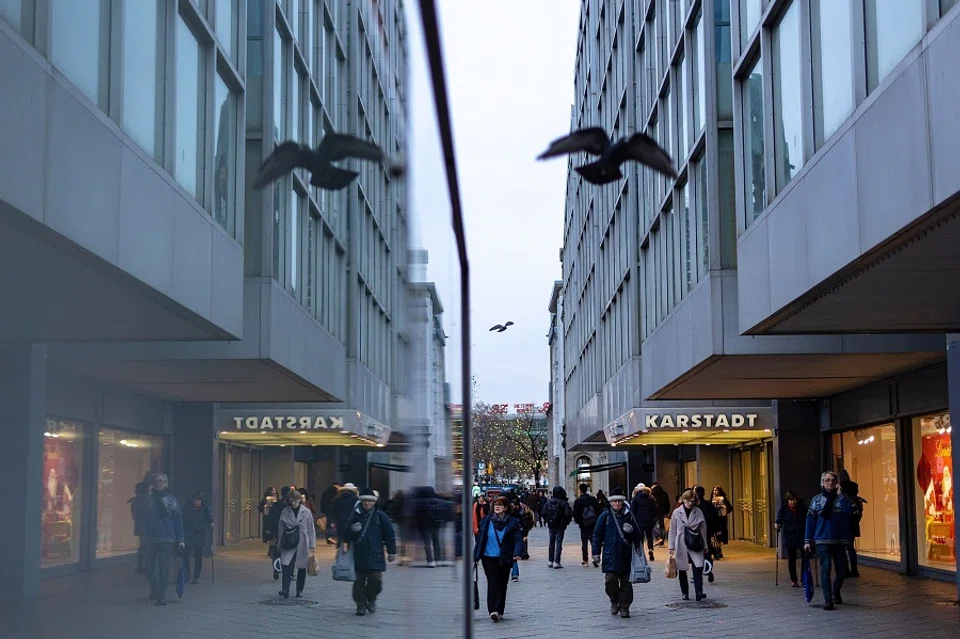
[946,337,960,600]
[171,404,217,508]
[771,400,821,555]
[0,345,46,600]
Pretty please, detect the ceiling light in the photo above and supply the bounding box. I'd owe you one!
[299,430,307,434]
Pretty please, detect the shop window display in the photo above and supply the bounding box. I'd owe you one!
[41,420,84,568]
[913,412,955,572]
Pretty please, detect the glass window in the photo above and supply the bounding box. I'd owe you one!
[291,70,301,143]
[121,0,161,160]
[96,429,165,558]
[41,420,84,568]
[739,0,763,49]
[245,0,264,129]
[681,180,693,293]
[715,0,733,120]
[718,130,737,269]
[273,28,286,140]
[50,0,103,104]
[696,159,709,278]
[213,74,236,236]
[912,412,955,573]
[772,1,803,192]
[812,0,855,146]
[678,55,689,157]
[695,13,707,132]
[290,189,299,296]
[0,0,22,31]
[865,0,924,92]
[832,424,900,563]
[215,0,234,59]
[741,58,766,227]
[175,17,202,198]
[273,178,283,281]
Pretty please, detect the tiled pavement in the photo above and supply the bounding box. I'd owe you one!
[1,526,958,638]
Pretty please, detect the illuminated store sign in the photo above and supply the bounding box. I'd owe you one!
[215,408,391,445]
[643,413,761,429]
[603,406,774,444]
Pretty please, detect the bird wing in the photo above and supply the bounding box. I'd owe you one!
[318,133,386,163]
[536,127,610,160]
[309,165,360,191]
[489,325,504,332]
[621,132,678,179]
[504,321,514,327]
[252,141,313,189]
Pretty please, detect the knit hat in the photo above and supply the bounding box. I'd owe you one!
[634,483,646,492]
[342,483,358,492]
[358,487,377,501]
[608,487,627,502]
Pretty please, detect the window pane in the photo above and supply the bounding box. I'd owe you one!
[213,74,236,236]
[273,178,283,280]
[697,160,709,278]
[175,17,201,198]
[96,429,165,558]
[695,14,707,131]
[812,0,855,146]
[291,71,300,143]
[944,0,960,16]
[773,1,803,192]
[245,0,263,129]
[866,1,924,92]
[50,0,101,103]
[681,180,693,292]
[121,0,160,159]
[679,56,689,156]
[718,130,737,269]
[715,0,733,120]
[739,0,763,49]
[274,28,286,140]
[41,420,84,568]
[0,0,21,30]
[290,189,299,296]
[912,412,956,572]
[742,59,766,227]
[307,215,315,313]
[215,0,234,59]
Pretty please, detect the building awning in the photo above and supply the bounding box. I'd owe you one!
[214,408,393,448]
[602,406,776,447]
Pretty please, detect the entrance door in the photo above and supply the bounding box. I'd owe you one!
[753,445,771,546]
[239,450,251,540]
[732,444,773,545]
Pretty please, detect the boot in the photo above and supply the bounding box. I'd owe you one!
[648,550,655,561]
[610,602,619,615]
[367,600,376,613]
[356,605,367,616]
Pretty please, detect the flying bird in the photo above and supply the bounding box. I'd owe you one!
[252,132,405,191]
[536,127,678,185]
[489,321,514,333]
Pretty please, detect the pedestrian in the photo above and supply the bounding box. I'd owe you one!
[542,486,573,568]
[474,496,524,623]
[596,490,609,510]
[508,494,534,581]
[694,485,720,579]
[526,489,543,527]
[650,483,671,547]
[629,483,658,561]
[181,490,214,584]
[332,483,360,545]
[264,486,292,580]
[775,490,806,587]
[804,470,855,610]
[347,488,397,615]
[668,488,709,602]
[591,487,640,618]
[711,486,733,556]
[136,473,184,606]
[472,494,490,537]
[319,483,340,544]
[838,469,864,578]
[128,471,153,575]
[277,487,316,599]
[573,483,601,566]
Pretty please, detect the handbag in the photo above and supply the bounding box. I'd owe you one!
[331,509,373,582]
[684,525,704,552]
[630,546,652,583]
[279,520,301,551]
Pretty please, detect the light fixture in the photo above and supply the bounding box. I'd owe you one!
[377,443,385,448]
[340,430,350,434]
[299,430,307,434]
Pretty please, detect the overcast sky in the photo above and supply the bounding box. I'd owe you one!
[406,1,581,408]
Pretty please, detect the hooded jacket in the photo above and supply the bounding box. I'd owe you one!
[542,486,573,529]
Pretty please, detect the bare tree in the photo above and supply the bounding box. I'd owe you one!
[501,410,549,488]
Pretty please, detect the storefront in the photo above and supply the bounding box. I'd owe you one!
[825,364,955,579]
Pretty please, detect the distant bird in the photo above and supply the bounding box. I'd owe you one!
[536,127,678,185]
[252,132,404,191]
[489,321,514,333]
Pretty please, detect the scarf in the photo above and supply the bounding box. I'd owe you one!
[820,488,838,520]
[491,512,510,531]
[292,504,301,517]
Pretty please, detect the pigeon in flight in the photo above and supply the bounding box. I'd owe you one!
[536,127,677,185]
[489,321,514,333]
[252,132,405,191]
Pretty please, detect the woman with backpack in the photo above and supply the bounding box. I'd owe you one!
[668,489,709,601]
[276,488,316,599]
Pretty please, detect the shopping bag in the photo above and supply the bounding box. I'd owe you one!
[175,555,187,598]
[630,545,652,583]
[307,553,318,577]
[331,544,357,582]
[664,555,678,579]
[801,553,814,603]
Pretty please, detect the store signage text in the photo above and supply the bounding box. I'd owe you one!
[644,413,760,429]
[232,415,345,430]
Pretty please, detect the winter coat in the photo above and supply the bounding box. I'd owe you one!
[136,492,184,544]
[805,491,854,546]
[473,515,524,566]
[181,501,213,547]
[591,505,641,574]
[543,487,573,529]
[278,505,317,569]
[347,506,397,573]
[472,501,490,536]
[775,500,806,550]
[698,497,720,537]
[320,485,338,516]
[573,494,601,530]
[332,488,360,532]
[629,489,659,529]
[651,485,672,517]
[668,505,708,568]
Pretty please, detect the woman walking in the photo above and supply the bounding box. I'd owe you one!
[775,490,806,587]
[711,486,733,557]
[277,489,316,599]
[474,496,524,622]
[669,489,709,601]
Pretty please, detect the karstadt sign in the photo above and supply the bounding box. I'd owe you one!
[215,408,391,445]
[603,406,774,444]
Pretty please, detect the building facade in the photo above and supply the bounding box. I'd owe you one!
[0,0,416,601]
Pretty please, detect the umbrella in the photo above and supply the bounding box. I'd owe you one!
[801,553,814,603]
[176,554,188,599]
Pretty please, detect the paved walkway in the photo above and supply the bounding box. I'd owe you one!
[0,526,957,638]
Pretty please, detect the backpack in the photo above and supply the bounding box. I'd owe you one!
[581,502,599,528]
[542,499,560,526]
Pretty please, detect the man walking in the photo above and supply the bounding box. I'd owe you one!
[573,483,601,566]
[804,471,855,610]
[542,486,573,568]
[592,488,640,618]
[136,473,184,605]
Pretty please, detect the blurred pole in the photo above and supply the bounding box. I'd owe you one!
[416,2,472,634]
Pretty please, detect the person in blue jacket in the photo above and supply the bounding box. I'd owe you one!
[804,471,854,610]
[592,487,642,618]
[473,496,524,623]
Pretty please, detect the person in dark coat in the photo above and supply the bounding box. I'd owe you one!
[695,485,721,574]
[629,483,659,561]
[136,473,184,606]
[805,470,855,610]
[263,486,292,580]
[838,469,863,578]
[775,490,806,587]
[128,471,153,574]
[591,488,642,618]
[711,486,733,553]
[319,483,340,544]
[542,486,572,568]
[474,496,524,623]
[181,490,214,584]
[573,483,601,566]
[650,483,671,546]
[347,488,397,616]
[332,483,360,544]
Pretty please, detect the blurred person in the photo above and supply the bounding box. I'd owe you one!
[264,486,293,580]
[694,485,720,579]
[332,483,360,545]
[805,471,855,610]
[669,489,709,602]
[775,490,807,587]
[136,473,184,606]
[474,496,524,622]
[347,488,397,615]
[596,490,609,510]
[838,469,864,578]
[591,488,641,618]
[573,483,601,566]
[128,471,153,575]
[526,489,543,527]
[319,483,340,544]
[650,482,671,546]
[472,494,490,537]
[181,490,214,584]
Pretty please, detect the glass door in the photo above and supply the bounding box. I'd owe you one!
[239,450,252,540]
[753,444,770,545]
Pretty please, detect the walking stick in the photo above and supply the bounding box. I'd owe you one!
[211,544,215,583]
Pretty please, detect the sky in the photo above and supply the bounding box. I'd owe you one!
[405,1,581,408]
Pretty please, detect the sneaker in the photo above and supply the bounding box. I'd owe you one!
[548,561,554,568]
[791,580,800,587]
[834,593,843,605]
[707,572,715,583]
[154,599,167,606]
[511,575,518,582]
[428,561,437,568]
[367,600,376,613]
[490,612,500,622]
[610,603,619,615]
[848,570,860,578]
[553,563,563,569]
[356,605,367,616]
[191,579,199,585]
[619,609,630,618]
[581,561,588,566]
[696,592,707,601]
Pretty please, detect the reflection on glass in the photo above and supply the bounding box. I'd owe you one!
[715,0,733,120]
[812,0,854,146]
[245,0,264,128]
[288,0,300,44]
[742,59,766,227]
[0,0,22,32]
[834,424,901,562]
[773,1,803,192]
[696,159,709,277]
[290,189,299,296]
[695,13,706,131]
[50,0,101,103]
[718,130,737,268]
[274,28,286,140]
[41,420,83,568]
[913,412,955,572]
[215,0,234,59]
[739,0,763,49]
[865,0,924,92]
[121,0,160,159]
[307,215,315,312]
[679,55,689,157]
[175,17,201,198]
[681,179,693,293]
[214,74,236,235]
[944,0,960,17]
[273,178,283,280]
[96,429,165,558]
[292,71,301,143]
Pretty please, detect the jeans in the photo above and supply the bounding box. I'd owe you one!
[145,541,174,601]
[548,527,565,564]
[185,545,205,580]
[604,572,633,611]
[816,543,848,603]
[580,527,592,562]
[353,571,384,607]
[481,557,512,615]
[281,560,306,596]
[678,563,704,597]
[787,547,799,583]
[511,558,519,578]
